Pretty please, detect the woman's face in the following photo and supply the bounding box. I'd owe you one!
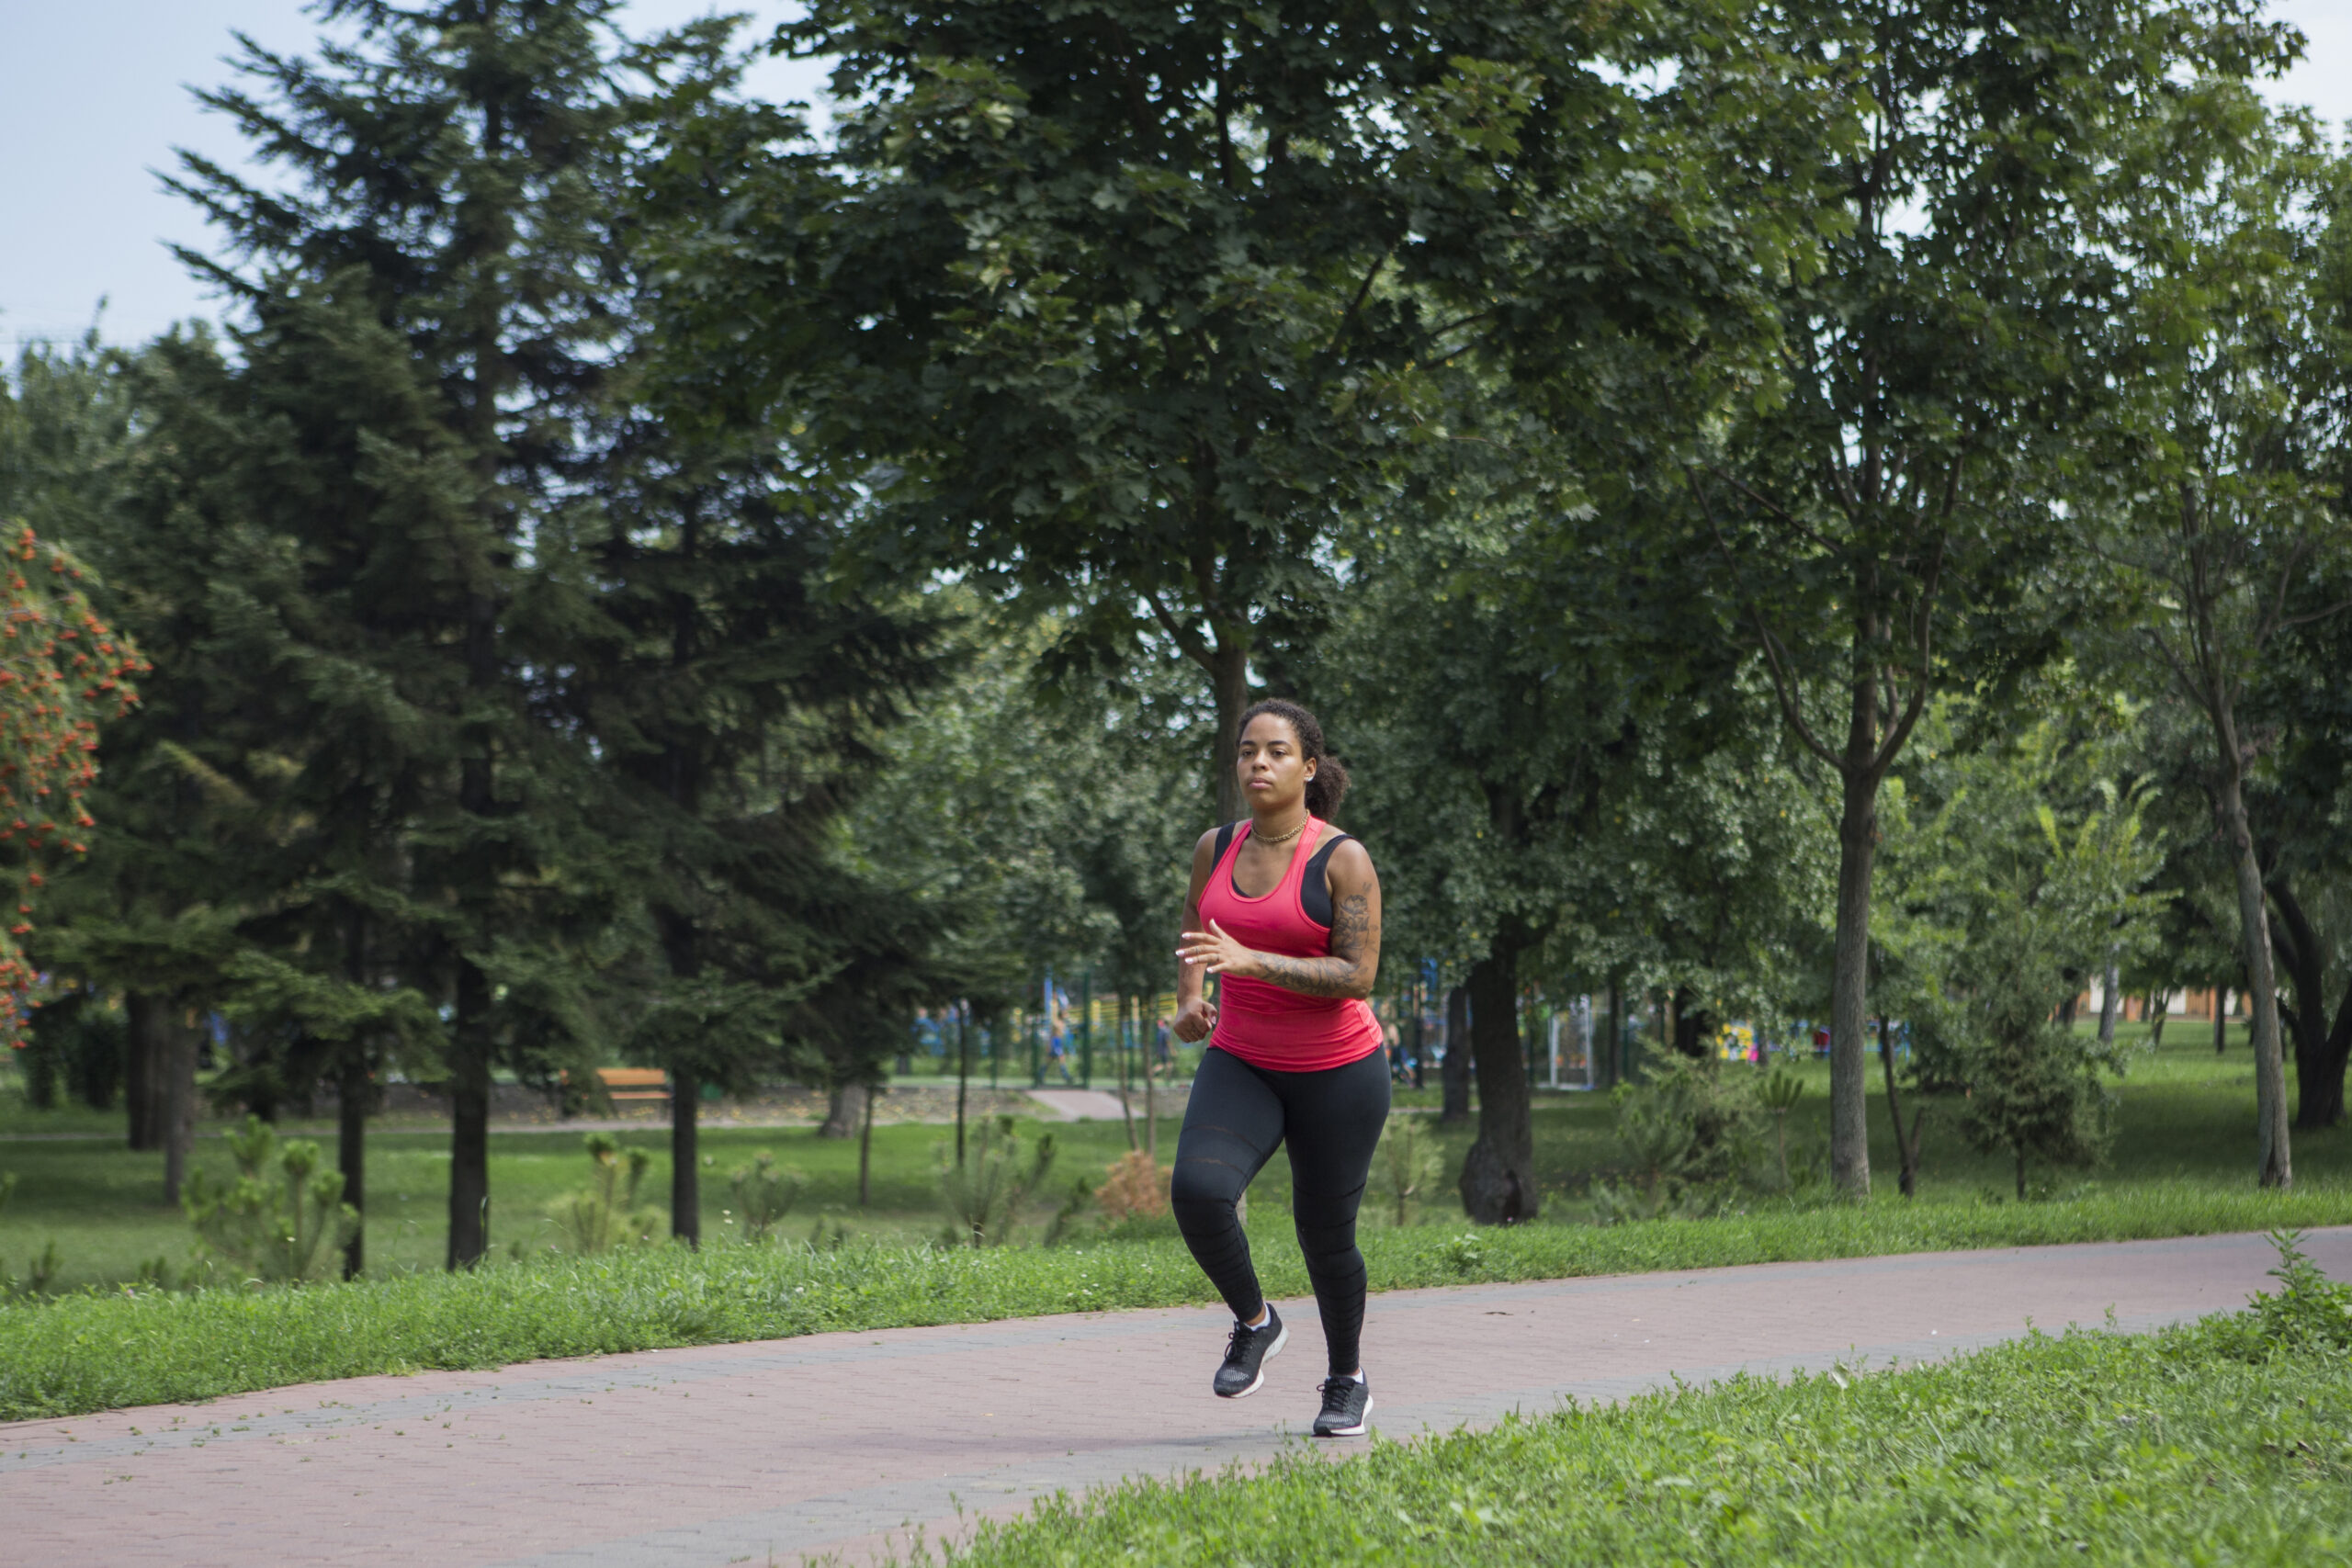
[1237,713,1317,812]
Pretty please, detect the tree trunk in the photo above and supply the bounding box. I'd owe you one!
[2213,748,2290,1187]
[1439,986,1472,1124]
[1459,948,1538,1223]
[1669,986,1713,1059]
[1408,984,1426,1089]
[956,1003,971,1168]
[2268,878,2351,1131]
[820,1081,864,1139]
[671,1066,701,1247]
[1828,759,1880,1198]
[2014,1143,2026,1201]
[1116,994,1136,1151]
[339,907,372,1280]
[2309,980,2352,1134]
[1209,637,1252,824]
[160,1007,198,1209]
[1144,1016,1158,1163]
[339,1051,370,1280]
[124,992,170,1153]
[1878,1013,1921,1198]
[123,992,164,1151]
[857,1082,876,1206]
[2097,955,2120,1049]
[1602,979,1623,1089]
[446,961,493,1269]
[2149,994,2168,1051]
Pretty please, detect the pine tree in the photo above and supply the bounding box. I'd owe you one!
[165,0,640,1266]
[575,43,952,1242]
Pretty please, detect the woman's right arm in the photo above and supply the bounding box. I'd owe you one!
[1172,828,1220,1042]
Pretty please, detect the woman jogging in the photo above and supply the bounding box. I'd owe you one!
[1172,699,1385,1438]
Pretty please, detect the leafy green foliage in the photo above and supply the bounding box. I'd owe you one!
[1686,0,2301,1196]
[182,1116,358,1283]
[0,520,145,1020]
[1889,705,2167,1196]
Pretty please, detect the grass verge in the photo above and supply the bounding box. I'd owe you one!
[920,1245,2352,1566]
[6,1180,2351,1423]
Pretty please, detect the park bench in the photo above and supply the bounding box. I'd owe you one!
[594,1066,670,1108]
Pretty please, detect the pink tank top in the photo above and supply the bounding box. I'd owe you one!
[1200,818,1383,1072]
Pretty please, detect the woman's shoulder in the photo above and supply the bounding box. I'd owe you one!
[1191,820,1244,874]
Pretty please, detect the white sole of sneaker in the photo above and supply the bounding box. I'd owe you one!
[1315,1395,1373,1438]
[1216,1322,1287,1398]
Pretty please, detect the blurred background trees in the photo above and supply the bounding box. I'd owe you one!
[4,0,2349,1252]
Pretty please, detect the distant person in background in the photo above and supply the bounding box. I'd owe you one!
[1171,698,1385,1440]
[1155,1015,1174,1077]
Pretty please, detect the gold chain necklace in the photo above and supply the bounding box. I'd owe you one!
[1249,817,1309,850]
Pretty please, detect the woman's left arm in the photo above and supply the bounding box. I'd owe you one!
[1176,841,1382,999]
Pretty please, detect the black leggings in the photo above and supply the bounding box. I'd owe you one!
[1170,1044,1391,1376]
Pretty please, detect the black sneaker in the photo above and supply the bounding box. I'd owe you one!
[1212,1306,1287,1397]
[1313,1375,1373,1437]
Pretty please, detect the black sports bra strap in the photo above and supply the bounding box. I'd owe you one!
[1214,821,1239,864]
[1305,830,1351,882]
[1302,830,1352,928]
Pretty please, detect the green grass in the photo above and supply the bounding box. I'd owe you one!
[0,1111,1201,1290]
[920,1305,2352,1566]
[6,1182,2352,1422]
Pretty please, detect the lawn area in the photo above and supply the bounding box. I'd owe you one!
[0,1016,2342,1294]
[922,1267,2352,1567]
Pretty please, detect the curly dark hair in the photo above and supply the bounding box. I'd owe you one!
[1237,698,1351,819]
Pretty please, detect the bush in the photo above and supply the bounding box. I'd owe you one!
[729,1151,808,1243]
[182,1115,358,1283]
[1094,1151,1167,1223]
[1373,1111,1442,1226]
[939,1115,1056,1247]
[548,1133,661,1253]
[1590,1050,1764,1221]
[2233,1229,2352,1354]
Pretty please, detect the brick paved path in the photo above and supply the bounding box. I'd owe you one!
[8,1227,2346,1567]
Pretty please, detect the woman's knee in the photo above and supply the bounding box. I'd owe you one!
[1170,1156,1243,1218]
[1293,1213,1362,1269]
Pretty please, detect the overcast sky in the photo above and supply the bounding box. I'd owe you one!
[6,2,2349,355]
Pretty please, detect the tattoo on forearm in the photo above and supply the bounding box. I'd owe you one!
[1331,892,1374,962]
[1253,893,1379,998]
